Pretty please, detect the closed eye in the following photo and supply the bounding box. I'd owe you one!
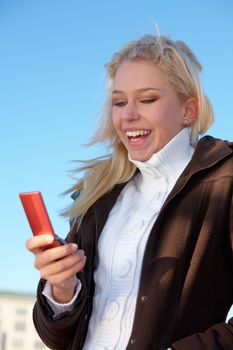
[112,97,157,107]
[112,100,127,107]
[140,98,157,104]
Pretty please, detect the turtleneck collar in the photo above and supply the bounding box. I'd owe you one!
[129,127,195,182]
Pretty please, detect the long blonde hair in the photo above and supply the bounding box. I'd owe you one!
[64,34,214,219]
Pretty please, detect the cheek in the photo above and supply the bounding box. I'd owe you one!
[111,111,121,131]
[158,103,183,127]
[111,112,127,144]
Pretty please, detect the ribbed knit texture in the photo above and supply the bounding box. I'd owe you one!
[82,128,194,350]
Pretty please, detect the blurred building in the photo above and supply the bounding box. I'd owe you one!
[0,291,49,350]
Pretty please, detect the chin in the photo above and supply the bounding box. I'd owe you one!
[129,152,152,162]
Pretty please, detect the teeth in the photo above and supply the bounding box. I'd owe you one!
[126,130,150,137]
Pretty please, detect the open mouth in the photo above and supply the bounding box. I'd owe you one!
[125,130,151,142]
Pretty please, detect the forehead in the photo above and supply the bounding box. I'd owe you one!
[113,59,167,90]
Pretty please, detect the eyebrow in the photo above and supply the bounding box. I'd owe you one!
[112,87,161,95]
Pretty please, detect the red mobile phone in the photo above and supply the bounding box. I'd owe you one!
[19,191,65,250]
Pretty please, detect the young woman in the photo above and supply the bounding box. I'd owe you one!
[26,34,233,350]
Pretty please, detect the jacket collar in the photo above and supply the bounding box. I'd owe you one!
[92,135,232,237]
[182,135,232,176]
[162,135,233,208]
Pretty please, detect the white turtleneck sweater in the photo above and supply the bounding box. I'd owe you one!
[43,127,194,350]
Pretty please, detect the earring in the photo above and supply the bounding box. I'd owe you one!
[184,119,188,126]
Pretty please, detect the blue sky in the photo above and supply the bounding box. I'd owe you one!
[0,0,232,317]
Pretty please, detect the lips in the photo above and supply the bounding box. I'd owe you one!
[125,129,151,138]
[123,129,152,148]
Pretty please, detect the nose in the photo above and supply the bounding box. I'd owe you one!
[122,102,140,122]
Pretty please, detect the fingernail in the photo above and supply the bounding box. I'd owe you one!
[45,235,54,242]
[71,243,78,251]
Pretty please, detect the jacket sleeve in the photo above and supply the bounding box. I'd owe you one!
[172,191,233,350]
[171,318,233,350]
[32,208,88,350]
[33,276,87,350]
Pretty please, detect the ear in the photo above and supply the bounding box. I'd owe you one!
[183,98,199,126]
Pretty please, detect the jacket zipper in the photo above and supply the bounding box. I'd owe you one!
[126,161,219,348]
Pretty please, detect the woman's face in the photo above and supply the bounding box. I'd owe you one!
[111,59,186,161]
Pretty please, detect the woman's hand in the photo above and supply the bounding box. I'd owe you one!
[26,234,86,303]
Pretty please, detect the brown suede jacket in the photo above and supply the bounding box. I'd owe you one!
[33,135,233,350]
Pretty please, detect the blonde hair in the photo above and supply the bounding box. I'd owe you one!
[64,34,214,219]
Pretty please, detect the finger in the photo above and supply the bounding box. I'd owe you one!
[39,250,86,279]
[34,243,81,271]
[45,256,86,287]
[25,234,54,254]
[37,242,79,265]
